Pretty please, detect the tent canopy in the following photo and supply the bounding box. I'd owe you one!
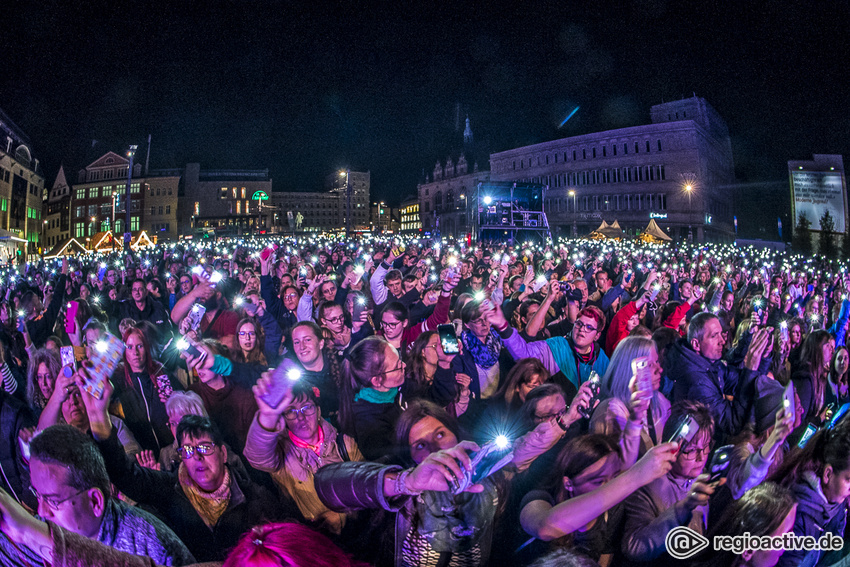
[45,238,88,259]
[591,219,625,239]
[643,219,672,241]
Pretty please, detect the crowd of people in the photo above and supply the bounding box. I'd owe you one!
[0,236,846,566]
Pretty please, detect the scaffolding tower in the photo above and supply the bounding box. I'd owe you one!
[467,181,552,244]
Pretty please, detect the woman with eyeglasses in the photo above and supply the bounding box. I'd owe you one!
[77,378,281,563]
[338,336,411,460]
[319,300,371,357]
[235,318,268,366]
[376,273,458,355]
[245,374,363,535]
[621,400,719,564]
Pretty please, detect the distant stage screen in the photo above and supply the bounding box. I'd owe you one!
[791,170,845,232]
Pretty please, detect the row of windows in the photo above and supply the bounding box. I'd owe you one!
[75,200,140,218]
[45,233,70,248]
[74,217,138,237]
[26,207,40,220]
[152,222,171,232]
[149,205,172,216]
[87,167,129,181]
[150,186,174,196]
[546,193,668,213]
[512,139,664,170]
[76,184,140,200]
[520,165,667,188]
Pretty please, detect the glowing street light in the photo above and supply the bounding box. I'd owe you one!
[568,189,577,237]
[483,196,492,205]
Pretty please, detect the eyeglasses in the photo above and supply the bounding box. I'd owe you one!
[376,360,405,375]
[177,442,217,460]
[283,293,299,300]
[323,315,345,324]
[283,403,317,420]
[468,317,489,326]
[681,444,711,459]
[574,320,598,333]
[381,320,403,330]
[534,407,567,422]
[238,331,257,337]
[29,486,86,510]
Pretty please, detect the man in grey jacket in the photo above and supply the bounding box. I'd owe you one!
[0,424,194,567]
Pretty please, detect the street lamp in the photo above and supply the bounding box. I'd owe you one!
[111,192,117,252]
[340,170,352,237]
[685,184,693,242]
[568,190,577,237]
[379,201,386,233]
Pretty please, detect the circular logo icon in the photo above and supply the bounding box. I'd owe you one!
[666,526,710,559]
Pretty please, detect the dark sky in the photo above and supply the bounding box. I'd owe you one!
[2,1,849,234]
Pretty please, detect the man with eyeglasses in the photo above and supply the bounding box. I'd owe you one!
[82,380,281,563]
[622,400,720,564]
[0,424,194,566]
[492,304,610,399]
[245,377,362,535]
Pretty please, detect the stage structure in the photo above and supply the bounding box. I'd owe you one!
[467,181,552,244]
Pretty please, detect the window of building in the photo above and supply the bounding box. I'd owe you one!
[241,187,246,199]
[158,206,163,215]
[573,150,577,161]
[166,205,171,214]
[602,146,607,157]
[582,149,587,159]
[132,183,140,193]
[150,206,156,216]
[660,165,666,180]
[657,139,662,151]
[635,142,640,153]
[513,161,516,170]
[236,201,241,214]
[168,187,172,195]
[646,140,651,152]
[131,217,139,231]
[554,154,558,163]
[194,202,200,216]
[592,148,597,159]
[232,188,237,199]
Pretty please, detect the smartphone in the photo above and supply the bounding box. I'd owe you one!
[798,423,819,448]
[649,285,661,302]
[16,311,25,333]
[176,337,203,359]
[826,403,850,429]
[667,414,699,447]
[779,321,790,342]
[707,444,734,484]
[438,324,460,355]
[782,382,795,417]
[186,304,206,332]
[84,333,125,400]
[243,302,259,316]
[501,255,510,266]
[352,297,367,322]
[452,437,514,494]
[261,359,302,409]
[632,356,652,393]
[60,346,77,374]
[66,301,79,334]
[260,245,278,261]
[578,371,602,419]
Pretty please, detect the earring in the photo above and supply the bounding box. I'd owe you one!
[563,478,574,495]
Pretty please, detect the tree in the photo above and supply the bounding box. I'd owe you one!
[819,210,836,259]
[842,230,850,261]
[793,213,812,256]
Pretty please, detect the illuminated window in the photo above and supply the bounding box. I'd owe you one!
[241,187,246,199]
[232,188,237,199]
[236,201,241,214]
[194,202,200,216]
[131,216,139,231]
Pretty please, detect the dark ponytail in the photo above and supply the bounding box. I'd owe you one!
[338,336,390,435]
[769,419,850,488]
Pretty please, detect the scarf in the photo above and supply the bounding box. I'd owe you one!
[462,328,501,369]
[178,463,231,529]
[354,386,398,404]
[287,423,325,455]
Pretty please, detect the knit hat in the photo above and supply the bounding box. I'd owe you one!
[753,375,785,435]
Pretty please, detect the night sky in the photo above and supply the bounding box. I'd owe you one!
[2,1,848,238]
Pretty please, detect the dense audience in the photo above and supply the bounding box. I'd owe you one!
[0,236,847,566]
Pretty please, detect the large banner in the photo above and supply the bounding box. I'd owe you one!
[791,171,846,232]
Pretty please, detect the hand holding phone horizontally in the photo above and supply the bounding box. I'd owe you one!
[261,359,302,409]
[706,444,734,485]
[667,414,699,448]
[451,436,514,494]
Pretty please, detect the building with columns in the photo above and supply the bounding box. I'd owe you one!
[489,96,735,241]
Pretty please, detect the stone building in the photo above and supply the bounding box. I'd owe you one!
[0,106,45,257]
[489,96,735,241]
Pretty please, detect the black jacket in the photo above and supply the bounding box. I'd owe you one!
[111,367,181,456]
[26,274,67,348]
[113,296,172,341]
[0,392,35,509]
[97,430,281,562]
[668,339,760,442]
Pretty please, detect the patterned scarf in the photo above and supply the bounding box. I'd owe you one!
[462,329,502,369]
[178,463,231,529]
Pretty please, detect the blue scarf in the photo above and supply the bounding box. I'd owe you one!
[354,386,399,404]
[462,328,501,369]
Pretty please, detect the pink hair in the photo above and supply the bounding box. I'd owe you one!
[223,522,369,567]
